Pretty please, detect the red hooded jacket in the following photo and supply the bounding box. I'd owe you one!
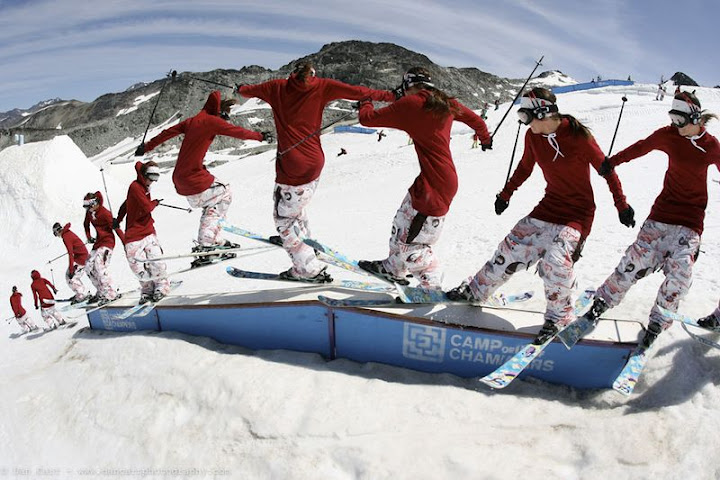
[239,75,395,186]
[359,90,491,216]
[83,191,118,250]
[60,223,89,274]
[10,291,26,317]
[608,126,720,235]
[144,91,264,196]
[117,162,159,243]
[500,118,628,238]
[30,270,57,309]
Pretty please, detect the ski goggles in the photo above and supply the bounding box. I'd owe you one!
[517,104,558,125]
[52,224,62,236]
[402,72,434,91]
[144,166,161,182]
[668,109,700,128]
[83,197,99,209]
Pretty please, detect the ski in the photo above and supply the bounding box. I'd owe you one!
[58,298,91,312]
[679,323,720,350]
[317,295,400,308]
[395,284,533,306]
[111,281,183,320]
[656,305,720,333]
[220,221,281,247]
[555,289,599,349]
[612,345,652,396]
[133,245,271,263]
[67,288,139,319]
[478,293,594,389]
[226,266,395,292]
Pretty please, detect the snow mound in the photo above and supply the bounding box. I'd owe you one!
[0,136,118,252]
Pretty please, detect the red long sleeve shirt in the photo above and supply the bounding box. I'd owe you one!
[500,118,628,238]
[30,270,57,309]
[122,162,159,243]
[10,291,26,317]
[145,91,263,196]
[608,126,720,235]
[59,224,88,272]
[239,75,395,186]
[359,90,491,216]
[83,191,117,250]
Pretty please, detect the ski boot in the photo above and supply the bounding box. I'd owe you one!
[445,283,476,302]
[358,260,410,285]
[697,312,720,332]
[269,235,283,247]
[152,291,167,302]
[533,320,561,345]
[640,322,664,349]
[70,295,87,305]
[139,293,153,305]
[583,297,609,326]
[86,294,100,305]
[278,266,333,284]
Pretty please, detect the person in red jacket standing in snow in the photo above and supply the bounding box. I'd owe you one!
[236,62,395,282]
[52,222,90,304]
[578,91,720,348]
[137,91,269,262]
[83,191,121,305]
[357,67,492,288]
[446,87,634,345]
[9,286,39,333]
[117,161,171,304]
[30,270,66,330]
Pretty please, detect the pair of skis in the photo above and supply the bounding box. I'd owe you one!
[108,281,184,320]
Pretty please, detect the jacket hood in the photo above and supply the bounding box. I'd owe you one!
[94,191,104,206]
[135,161,145,182]
[61,223,71,234]
[287,73,317,93]
[31,270,40,280]
[202,91,221,116]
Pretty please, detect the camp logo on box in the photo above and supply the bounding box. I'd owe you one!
[402,323,446,363]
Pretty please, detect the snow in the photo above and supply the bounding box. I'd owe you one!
[1,84,720,479]
[529,70,578,87]
[116,91,160,117]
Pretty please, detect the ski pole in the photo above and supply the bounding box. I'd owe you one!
[277,109,358,158]
[491,55,544,141]
[158,202,192,213]
[185,75,235,90]
[503,121,524,186]
[99,167,113,213]
[140,69,177,145]
[607,96,628,156]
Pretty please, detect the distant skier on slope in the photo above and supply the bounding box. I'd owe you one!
[116,161,171,304]
[52,222,90,304]
[9,286,39,333]
[578,90,720,348]
[136,91,270,264]
[445,87,634,344]
[83,192,121,305]
[30,270,66,330]
[357,67,491,288]
[235,62,396,282]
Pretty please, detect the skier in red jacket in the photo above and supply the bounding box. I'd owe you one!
[52,222,90,304]
[10,286,39,333]
[446,87,634,345]
[579,91,720,348]
[116,161,171,303]
[357,67,492,288]
[83,191,122,305]
[137,91,268,261]
[30,270,66,330]
[237,62,395,281]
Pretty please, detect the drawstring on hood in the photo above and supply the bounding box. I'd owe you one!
[543,132,565,161]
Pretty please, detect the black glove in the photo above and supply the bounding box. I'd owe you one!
[392,85,404,100]
[87,237,96,244]
[68,267,75,279]
[134,143,145,156]
[353,98,372,110]
[618,205,635,228]
[35,305,39,310]
[481,139,493,151]
[598,157,614,176]
[235,83,244,93]
[112,218,120,229]
[262,131,275,144]
[494,194,509,215]
[220,112,230,121]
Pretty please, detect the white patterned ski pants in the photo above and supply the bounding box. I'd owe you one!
[15,313,38,332]
[186,182,232,247]
[273,179,324,277]
[465,216,581,325]
[40,304,65,329]
[596,219,701,330]
[125,234,171,296]
[382,193,445,288]
[87,246,117,300]
[66,263,89,300]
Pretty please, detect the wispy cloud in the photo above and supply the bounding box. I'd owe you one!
[0,0,717,111]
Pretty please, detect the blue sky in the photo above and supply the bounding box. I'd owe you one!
[1,0,719,112]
